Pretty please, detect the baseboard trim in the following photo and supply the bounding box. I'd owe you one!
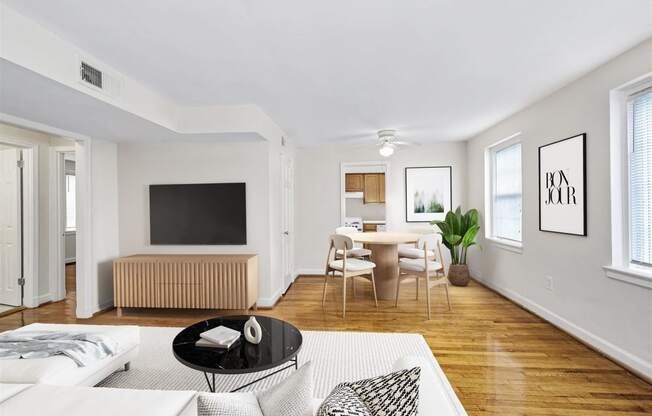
[36,293,51,306]
[294,268,324,276]
[472,273,652,383]
[257,288,283,308]
[97,299,114,313]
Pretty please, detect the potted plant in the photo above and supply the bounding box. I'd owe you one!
[431,207,480,286]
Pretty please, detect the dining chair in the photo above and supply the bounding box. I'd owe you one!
[323,234,378,318]
[395,233,451,319]
[334,226,372,259]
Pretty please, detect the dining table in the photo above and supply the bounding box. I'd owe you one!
[348,231,422,300]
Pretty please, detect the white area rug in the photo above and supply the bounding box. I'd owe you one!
[99,327,439,398]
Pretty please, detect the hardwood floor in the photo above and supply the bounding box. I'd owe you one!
[1,270,650,415]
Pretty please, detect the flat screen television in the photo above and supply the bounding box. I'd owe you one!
[149,183,246,245]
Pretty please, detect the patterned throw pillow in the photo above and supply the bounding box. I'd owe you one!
[317,367,420,416]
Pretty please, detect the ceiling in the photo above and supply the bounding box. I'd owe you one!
[3,0,651,145]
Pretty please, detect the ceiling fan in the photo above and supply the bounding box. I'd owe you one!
[374,129,416,157]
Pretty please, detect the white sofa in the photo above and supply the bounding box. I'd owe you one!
[0,355,465,415]
[0,323,139,386]
[0,323,466,415]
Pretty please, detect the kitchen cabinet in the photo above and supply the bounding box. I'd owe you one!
[363,173,385,204]
[345,174,364,192]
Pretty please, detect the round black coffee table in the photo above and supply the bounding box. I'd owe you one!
[172,315,302,392]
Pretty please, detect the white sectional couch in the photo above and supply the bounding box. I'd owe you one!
[0,323,466,415]
[0,356,464,415]
[0,323,139,386]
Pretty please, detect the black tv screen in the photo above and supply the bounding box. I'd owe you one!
[149,183,246,245]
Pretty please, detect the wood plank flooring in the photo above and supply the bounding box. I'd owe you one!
[1,268,650,415]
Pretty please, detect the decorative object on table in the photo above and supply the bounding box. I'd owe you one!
[317,366,421,416]
[405,166,452,222]
[538,133,587,236]
[431,207,480,287]
[195,337,240,349]
[244,316,263,344]
[199,325,241,346]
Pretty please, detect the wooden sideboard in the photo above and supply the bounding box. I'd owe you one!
[113,254,258,315]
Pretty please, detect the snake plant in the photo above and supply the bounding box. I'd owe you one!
[431,207,480,265]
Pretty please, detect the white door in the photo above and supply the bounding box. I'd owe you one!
[0,148,22,306]
[281,154,294,290]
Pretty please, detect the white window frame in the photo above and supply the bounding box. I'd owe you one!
[484,132,523,253]
[604,72,652,289]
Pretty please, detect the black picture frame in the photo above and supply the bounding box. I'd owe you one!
[538,133,587,236]
[405,166,453,223]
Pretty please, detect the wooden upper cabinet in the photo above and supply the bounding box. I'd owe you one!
[345,173,364,192]
[363,173,385,204]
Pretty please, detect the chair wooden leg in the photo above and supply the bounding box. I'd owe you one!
[352,276,357,298]
[416,276,420,300]
[444,283,452,311]
[425,277,432,320]
[342,275,347,319]
[321,273,329,307]
[370,270,378,308]
[395,274,401,307]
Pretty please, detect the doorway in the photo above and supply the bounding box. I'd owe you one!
[0,145,23,309]
[49,146,77,305]
[281,153,294,291]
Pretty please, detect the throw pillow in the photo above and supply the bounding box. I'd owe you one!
[317,367,420,416]
[197,392,263,416]
[257,361,314,416]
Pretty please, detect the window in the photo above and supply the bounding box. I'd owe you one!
[605,76,652,288]
[65,174,76,231]
[486,136,522,248]
[629,88,652,267]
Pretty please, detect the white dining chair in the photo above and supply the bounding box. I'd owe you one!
[396,233,451,319]
[334,226,372,259]
[323,234,378,318]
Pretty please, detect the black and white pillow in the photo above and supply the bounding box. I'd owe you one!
[317,367,420,416]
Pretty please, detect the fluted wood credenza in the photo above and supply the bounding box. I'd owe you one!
[113,254,258,316]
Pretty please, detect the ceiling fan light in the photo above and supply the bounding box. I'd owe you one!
[379,143,394,157]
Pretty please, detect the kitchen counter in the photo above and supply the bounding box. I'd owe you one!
[362,220,386,224]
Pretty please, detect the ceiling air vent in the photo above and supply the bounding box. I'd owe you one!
[80,61,103,89]
[76,57,121,97]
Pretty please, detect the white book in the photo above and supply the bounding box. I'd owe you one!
[195,336,239,349]
[200,326,241,345]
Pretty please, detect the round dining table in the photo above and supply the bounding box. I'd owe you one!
[348,231,422,300]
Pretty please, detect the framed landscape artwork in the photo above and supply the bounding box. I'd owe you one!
[538,133,587,236]
[405,166,452,222]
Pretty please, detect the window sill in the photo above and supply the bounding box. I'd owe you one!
[603,265,652,289]
[486,237,523,254]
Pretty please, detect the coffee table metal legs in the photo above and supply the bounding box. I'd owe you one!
[202,357,299,393]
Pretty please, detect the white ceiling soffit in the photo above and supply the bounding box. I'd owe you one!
[2,1,651,146]
[0,4,285,143]
[0,59,262,143]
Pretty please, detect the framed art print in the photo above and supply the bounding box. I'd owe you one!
[405,166,452,222]
[538,133,587,236]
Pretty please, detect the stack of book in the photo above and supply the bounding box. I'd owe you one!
[196,326,241,349]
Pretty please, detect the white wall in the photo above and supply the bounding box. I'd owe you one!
[466,38,652,379]
[91,139,119,310]
[116,140,283,305]
[294,142,467,272]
